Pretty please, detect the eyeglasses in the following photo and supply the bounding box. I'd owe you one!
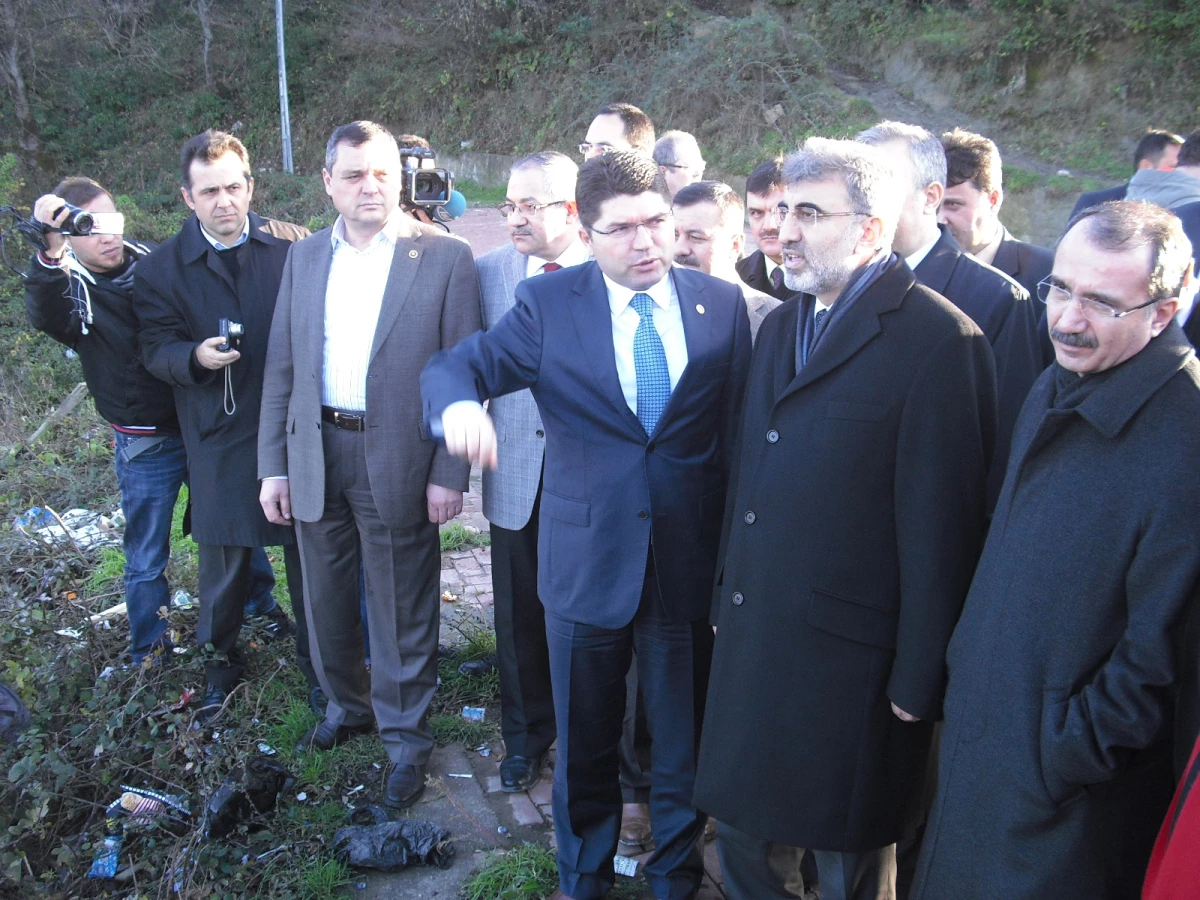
[659,162,704,174]
[496,200,566,218]
[579,142,618,157]
[1036,278,1160,319]
[589,214,673,241]
[775,203,867,227]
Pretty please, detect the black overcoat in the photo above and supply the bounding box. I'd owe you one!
[693,260,997,852]
[133,212,308,546]
[911,324,1200,900]
[735,248,802,302]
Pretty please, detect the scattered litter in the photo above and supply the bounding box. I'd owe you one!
[171,590,196,610]
[255,844,289,862]
[372,763,382,770]
[479,747,491,758]
[54,628,83,639]
[256,742,277,756]
[447,773,472,778]
[0,684,31,745]
[347,784,365,795]
[15,506,121,550]
[497,826,509,835]
[614,855,639,877]
[172,689,195,712]
[441,590,458,603]
[296,792,308,802]
[202,756,295,839]
[87,786,190,879]
[334,809,455,871]
[356,882,368,890]
[462,706,485,722]
[1057,169,1072,177]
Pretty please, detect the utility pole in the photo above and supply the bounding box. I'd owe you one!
[275,0,293,173]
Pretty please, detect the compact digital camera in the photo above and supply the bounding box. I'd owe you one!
[218,318,244,353]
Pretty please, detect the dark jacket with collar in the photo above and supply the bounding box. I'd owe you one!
[1174,201,1200,348]
[24,241,177,430]
[993,228,1058,368]
[912,324,1200,900]
[1070,182,1128,220]
[915,226,1045,508]
[694,259,996,852]
[736,248,801,302]
[134,212,308,546]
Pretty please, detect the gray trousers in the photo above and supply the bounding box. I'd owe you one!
[296,426,441,767]
[716,822,896,900]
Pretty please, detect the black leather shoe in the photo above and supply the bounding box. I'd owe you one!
[384,764,426,808]
[192,684,229,729]
[457,653,498,678]
[500,753,545,793]
[295,718,374,752]
[258,605,294,640]
[309,685,328,719]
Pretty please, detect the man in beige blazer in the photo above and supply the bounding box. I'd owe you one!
[258,121,481,807]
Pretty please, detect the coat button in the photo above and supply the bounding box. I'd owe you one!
[535,429,544,438]
[766,429,779,443]
[744,511,756,524]
[638,509,649,519]
[732,592,744,606]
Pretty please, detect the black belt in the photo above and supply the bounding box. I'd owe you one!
[321,406,366,431]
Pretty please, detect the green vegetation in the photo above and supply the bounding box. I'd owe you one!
[441,522,492,553]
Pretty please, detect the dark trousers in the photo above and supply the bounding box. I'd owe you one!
[196,542,310,691]
[620,664,653,803]
[544,555,713,900]
[716,822,896,900]
[490,486,556,760]
[296,426,441,766]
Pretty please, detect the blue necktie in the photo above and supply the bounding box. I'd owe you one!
[630,292,670,434]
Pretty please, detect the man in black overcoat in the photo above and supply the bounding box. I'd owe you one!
[735,158,802,303]
[693,137,996,900]
[911,202,1200,900]
[134,130,313,721]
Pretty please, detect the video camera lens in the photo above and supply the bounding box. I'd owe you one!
[49,204,96,237]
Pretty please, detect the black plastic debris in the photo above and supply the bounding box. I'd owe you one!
[0,683,31,744]
[333,814,455,871]
[202,755,295,839]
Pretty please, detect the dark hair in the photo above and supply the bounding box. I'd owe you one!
[575,150,669,230]
[1067,200,1191,302]
[324,120,397,171]
[595,103,655,155]
[180,130,251,189]
[1133,129,1184,171]
[942,127,1002,193]
[395,133,431,151]
[1177,130,1200,168]
[672,180,744,229]
[53,176,112,209]
[745,158,785,197]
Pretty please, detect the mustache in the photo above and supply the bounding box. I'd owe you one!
[758,228,780,240]
[510,228,534,237]
[674,252,700,268]
[1051,328,1099,349]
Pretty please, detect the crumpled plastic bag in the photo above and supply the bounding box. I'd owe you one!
[202,755,294,839]
[0,683,31,744]
[333,807,454,871]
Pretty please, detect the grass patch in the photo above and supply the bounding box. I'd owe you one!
[85,544,126,593]
[441,521,491,552]
[300,856,355,898]
[1005,166,1040,194]
[463,843,559,900]
[460,179,508,208]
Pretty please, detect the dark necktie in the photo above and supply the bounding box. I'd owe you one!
[542,262,562,273]
[770,266,784,293]
[809,307,828,354]
[630,292,671,434]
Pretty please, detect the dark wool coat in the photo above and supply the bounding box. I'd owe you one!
[736,248,802,302]
[693,260,996,852]
[911,324,1200,900]
[134,212,308,546]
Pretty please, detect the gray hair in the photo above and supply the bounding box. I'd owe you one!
[324,120,397,172]
[781,137,903,251]
[653,131,704,168]
[510,151,579,202]
[1069,200,1193,303]
[857,120,947,193]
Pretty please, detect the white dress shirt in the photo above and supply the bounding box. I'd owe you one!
[763,253,783,283]
[199,216,250,251]
[322,215,400,411]
[526,239,590,278]
[904,232,941,273]
[604,273,688,415]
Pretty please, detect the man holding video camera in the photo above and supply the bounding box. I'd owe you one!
[134,130,315,724]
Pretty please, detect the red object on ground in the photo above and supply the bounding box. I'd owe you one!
[1144,734,1200,900]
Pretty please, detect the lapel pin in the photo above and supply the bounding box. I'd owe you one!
[695,304,705,315]
[408,249,419,259]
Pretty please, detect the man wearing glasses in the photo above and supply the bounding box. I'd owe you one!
[579,102,655,160]
[653,131,706,199]
[694,138,996,900]
[476,151,588,795]
[422,150,751,900]
[912,202,1200,899]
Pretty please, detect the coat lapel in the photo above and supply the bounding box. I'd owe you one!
[503,244,525,297]
[912,226,958,296]
[369,220,424,365]
[655,267,712,430]
[180,215,242,316]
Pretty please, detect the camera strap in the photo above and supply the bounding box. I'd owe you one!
[223,366,236,417]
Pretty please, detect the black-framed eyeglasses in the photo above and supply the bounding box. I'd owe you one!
[579,142,618,157]
[496,200,567,218]
[775,203,867,227]
[589,213,673,241]
[1036,278,1160,319]
[659,162,704,173]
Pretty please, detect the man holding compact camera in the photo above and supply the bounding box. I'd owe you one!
[134,130,315,724]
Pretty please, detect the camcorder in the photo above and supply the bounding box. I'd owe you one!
[218,318,244,353]
[40,203,125,237]
[400,147,455,211]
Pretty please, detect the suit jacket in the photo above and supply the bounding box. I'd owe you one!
[993,228,1057,368]
[422,262,752,628]
[736,249,800,302]
[258,216,481,529]
[915,226,1044,508]
[740,283,781,343]
[694,259,996,852]
[134,212,307,546]
[1069,182,1127,220]
[1177,201,1200,348]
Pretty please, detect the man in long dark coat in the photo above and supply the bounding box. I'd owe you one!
[912,200,1200,900]
[134,130,312,722]
[693,137,996,900]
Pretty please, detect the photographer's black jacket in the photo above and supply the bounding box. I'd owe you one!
[24,242,180,431]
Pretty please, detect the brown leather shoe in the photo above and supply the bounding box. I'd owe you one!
[618,801,653,849]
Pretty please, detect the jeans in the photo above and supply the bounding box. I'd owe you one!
[243,548,280,616]
[113,431,186,664]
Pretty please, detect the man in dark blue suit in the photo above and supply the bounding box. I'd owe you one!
[422,151,751,900]
[1069,129,1183,219]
